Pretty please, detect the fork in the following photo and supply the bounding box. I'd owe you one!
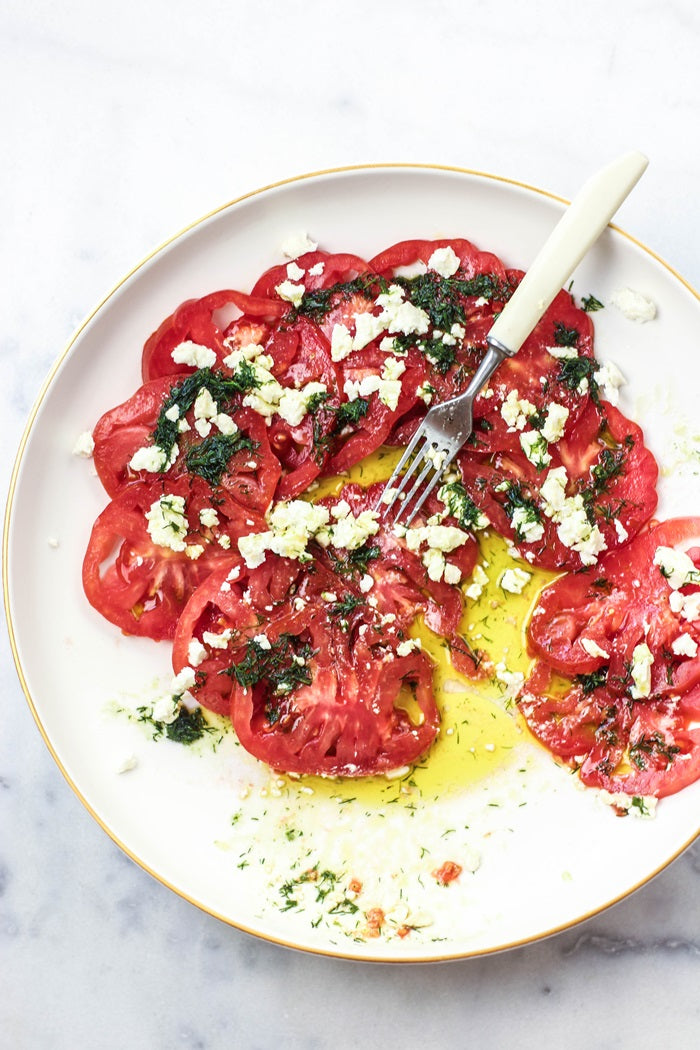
[380,150,649,527]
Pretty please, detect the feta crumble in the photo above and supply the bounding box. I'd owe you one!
[499,567,532,594]
[280,231,317,259]
[145,494,188,552]
[609,287,657,323]
[580,638,611,660]
[72,431,95,457]
[427,246,460,278]
[672,632,698,658]
[275,280,305,308]
[629,642,653,699]
[171,341,217,369]
[653,546,699,590]
[593,361,626,407]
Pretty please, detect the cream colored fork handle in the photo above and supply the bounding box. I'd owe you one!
[488,150,648,355]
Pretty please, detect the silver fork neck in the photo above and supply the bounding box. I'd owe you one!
[460,336,512,403]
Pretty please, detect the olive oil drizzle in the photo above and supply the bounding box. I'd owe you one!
[292,445,559,805]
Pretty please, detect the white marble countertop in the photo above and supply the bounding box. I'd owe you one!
[2,1,699,1046]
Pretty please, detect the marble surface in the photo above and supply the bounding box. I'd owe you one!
[2,0,699,1046]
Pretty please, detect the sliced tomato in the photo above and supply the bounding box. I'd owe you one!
[171,556,308,715]
[369,237,507,281]
[82,481,236,641]
[456,400,657,571]
[521,519,700,798]
[142,289,286,382]
[92,373,280,517]
[230,614,439,778]
[250,250,373,302]
[172,548,441,774]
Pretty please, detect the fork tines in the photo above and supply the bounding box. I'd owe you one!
[379,435,454,527]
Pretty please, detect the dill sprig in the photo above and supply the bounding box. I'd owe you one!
[184,432,257,487]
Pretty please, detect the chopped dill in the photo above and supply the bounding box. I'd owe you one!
[184,432,257,486]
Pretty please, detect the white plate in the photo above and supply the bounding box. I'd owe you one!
[5,165,700,961]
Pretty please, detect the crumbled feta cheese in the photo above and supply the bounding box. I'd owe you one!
[237,531,271,568]
[510,506,545,544]
[193,387,218,422]
[202,629,232,650]
[609,287,656,323]
[280,231,317,259]
[213,412,238,436]
[422,548,446,582]
[416,382,435,404]
[277,382,327,427]
[555,494,607,565]
[352,311,386,350]
[72,431,95,457]
[286,261,305,281]
[654,546,699,590]
[540,467,568,517]
[614,518,629,543]
[443,562,462,586]
[593,361,626,406]
[315,503,379,551]
[171,341,217,369]
[629,642,653,699]
[115,753,138,774]
[241,500,331,567]
[253,634,272,651]
[495,664,525,702]
[164,404,180,422]
[669,590,700,622]
[218,534,231,550]
[185,544,205,560]
[171,666,197,694]
[672,633,698,658]
[396,638,422,657]
[145,494,188,552]
[501,389,536,431]
[520,430,552,469]
[427,246,460,278]
[188,639,208,666]
[464,564,489,601]
[152,694,180,724]
[359,574,374,593]
[580,638,611,660]
[499,567,532,594]
[308,261,325,276]
[129,442,177,473]
[545,344,578,360]
[597,790,658,818]
[331,323,355,362]
[275,280,305,307]
[375,285,430,336]
[540,402,569,443]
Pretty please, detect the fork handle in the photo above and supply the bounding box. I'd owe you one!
[488,150,648,355]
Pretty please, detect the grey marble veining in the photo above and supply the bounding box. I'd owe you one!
[2,0,699,1047]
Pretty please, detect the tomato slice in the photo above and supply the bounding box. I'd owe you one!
[231,629,438,777]
[521,518,700,798]
[250,250,373,302]
[82,481,239,640]
[456,400,657,571]
[172,549,440,774]
[92,374,281,517]
[142,289,286,382]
